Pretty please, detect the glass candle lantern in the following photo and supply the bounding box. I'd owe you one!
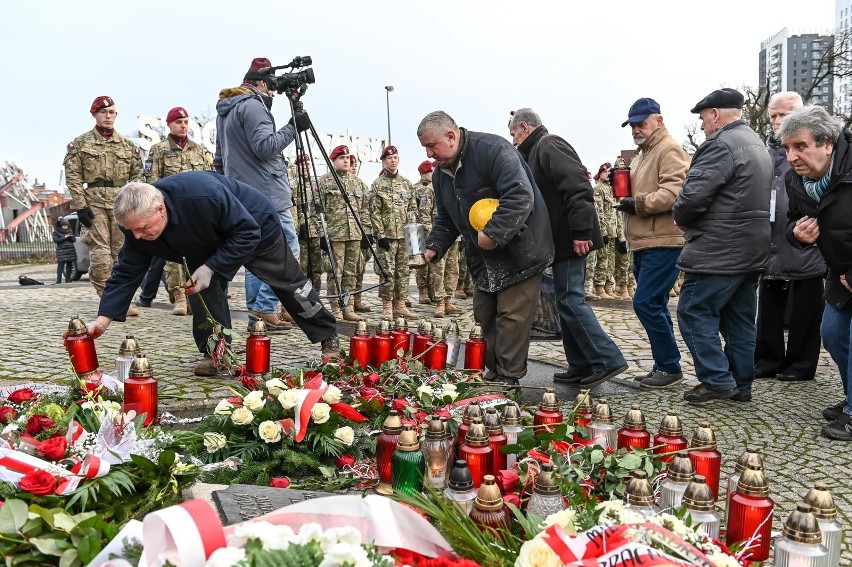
[501,402,523,468]
[483,408,507,474]
[527,463,565,519]
[422,416,450,489]
[463,323,486,371]
[617,405,650,450]
[653,412,688,463]
[624,470,657,518]
[682,475,720,539]
[444,320,461,368]
[774,503,829,567]
[659,451,694,512]
[115,334,140,383]
[689,422,722,500]
[458,401,483,449]
[426,328,448,371]
[445,460,477,515]
[391,317,411,360]
[245,320,271,375]
[469,475,510,532]
[348,320,372,370]
[64,316,99,376]
[534,388,563,436]
[572,389,593,445]
[439,416,455,466]
[460,420,493,488]
[727,447,763,513]
[588,398,617,449]
[372,319,394,368]
[803,482,842,567]
[392,425,425,496]
[726,465,774,562]
[375,410,403,495]
[412,321,433,359]
[124,353,158,427]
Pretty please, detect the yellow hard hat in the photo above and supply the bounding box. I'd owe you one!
[469,198,499,231]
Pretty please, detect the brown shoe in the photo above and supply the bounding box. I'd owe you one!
[434,300,446,318]
[126,305,140,317]
[330,305,344,322]
[172,288,188,316]
[353,294,371,313]
[595,285,615,300]
[342,305,363,322]
[278,308,294,323]
[194,357,218,377]
[393,299,414,318]
[454,289,467,300]
[585,284,600,301]
[418,287,432,304]
[249,311,293,331]
[321,335,340,356]
[444,298,463,314]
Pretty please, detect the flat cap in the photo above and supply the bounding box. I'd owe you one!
[690,88,744,113]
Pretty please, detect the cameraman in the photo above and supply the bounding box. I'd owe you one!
[214,57,309,331]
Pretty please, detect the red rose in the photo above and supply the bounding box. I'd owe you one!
[0,406,17,424]
[359,386,380,400]
[7,388,37,405]
[392,398,410,412]
[335,454,355,468]
[37,436,68,461]
[362,372,380,387]
[269,477,290,488]
[18,470,58,496]
[26,415,55,435]
[495,469,519,494]
[241,374,261,390]
[413,411,428,424]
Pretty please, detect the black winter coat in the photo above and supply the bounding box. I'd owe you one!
[516,126,603,262]
[52,221,76,262]
[786,129,852,309]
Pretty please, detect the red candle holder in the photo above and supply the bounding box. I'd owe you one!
[470,476,510,532]
[726,465,774,562]
[124,354,158,427]
[460,421,493,488]
[689,422,722,500]
[64,316,99,376]
[610,156,632,198]
[458,401,483,449]
[425,328,448,371]
[483,408,508,474]
[245,320,271,375]
[372,320,394,368]
[412,321,433,360]
[654,412,687,463]
[617,406,650,450]
[463,324,486,371]
[348,321,372,370]
[375,410,403,494]
[391,317,411,359]
[534,388,563,436]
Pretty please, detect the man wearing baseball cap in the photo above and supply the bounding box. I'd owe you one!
[64,96,144,317]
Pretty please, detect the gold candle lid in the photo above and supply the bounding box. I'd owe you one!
[468,323,483,339]
[464,420,489,446]
[396,425,420,451]
[67,316,87,336]
[782,503,823,545]
[574,389,592,414]
[625,470,654,507]
[667,451,695,483]
[425,416,445,440]
[592,399,612,424]
[736,465,769,497]
[355,320,370,336]
[682,475,715,511]
[381,410,403,435]
[119,334,141,356]
[501,402,521,427]
[379,319,393,334]
[613,155,628,169]
[733,447,763,475]
[418,321,433,335]
[534,463,561,496]
[462,401,483,424]
[247,319,267,335]
[658,412,683,437]
[483,408,503,435]
[540,388,559,411]
[128,353,152,377]
[445,320,460,336]
[623,406,646,430]
[431,327,445,341]
[803,482,837,520]
[393,317,408,331]
[690,422,717,449]
[474,475,504,512]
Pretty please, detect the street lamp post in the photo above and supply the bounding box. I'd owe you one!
[385,86,394,145]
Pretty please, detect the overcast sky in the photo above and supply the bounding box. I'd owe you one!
[0,0,835,188]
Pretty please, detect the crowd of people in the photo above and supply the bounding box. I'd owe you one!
[61,56,852,442]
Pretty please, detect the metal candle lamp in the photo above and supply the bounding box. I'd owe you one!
[588,398,617,449]
[659,451,694,512]
[803,482,842,566]
[624,470,657,518]
[372,319,394,368]
[726,447,763,513]
[774,503,829,567]
[533,388,563,436]
[391,317,411,360]
[469,475,510,532]
[653,412,688,463]
[688,422,722,500]
[412,321,433,359]
[682,475,720,538]
[483,408,507,474]
[64,316,99,376]
[115,334,140,383]
[439,416,455,465]
[726,465,774,562]
[375,410,403,495]
[527,463,565,518]
[404,213,428,269]
[463,323,486,371]
[457,401,483,449]
[573,389,593,445]
[124,353,158,427]
[391,425,425,495]
[421,416,450,489]
[444,320,461,368]
[610,155,632,198]
[460,420,493,488]
[501,402,523,468]
[617,405,650,450]
[245,319,271,376]
[425,327,448,371]
[348,320,372,370]
[444,460,477,515]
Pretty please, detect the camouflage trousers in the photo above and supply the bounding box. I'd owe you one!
[355,240,375,294]
[614,248,635,286]
[376,238,409,300]
[299,237,324,293]
[327,239,359,298]
[584,246,614,288]
[456,245,473,291]
[83,206,124,294]
[162,261,186,291]
[416,241,460,301]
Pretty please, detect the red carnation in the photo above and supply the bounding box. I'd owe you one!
[0,406,17,424]
[26,415,55,435]
[335,454,355,468]
[37,436,68,461]
[7,388,37,405]
[269,477,290,488]
[18,470,58,496]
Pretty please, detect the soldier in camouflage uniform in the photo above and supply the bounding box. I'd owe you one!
[454,244,473,299]
[351,154,373,313]
[590,165,618,299]
[318,146,371,322]
[141,107,211,316]
[613,197,634,299]
[291,156,324,294]
[413,161,462,318]
[370,146,417,320]
[64,96,143,316]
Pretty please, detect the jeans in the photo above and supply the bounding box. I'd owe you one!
[246,210,300,314]
[139,257,167,303]
[553,257,626,373]
[632,248,682,373]
[821,302,852,415]
[677,273,759,393]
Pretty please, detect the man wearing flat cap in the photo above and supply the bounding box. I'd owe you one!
[316,145,371,322]
[370,145,417,320]
[674,88,772,405]
[64,96,144,317]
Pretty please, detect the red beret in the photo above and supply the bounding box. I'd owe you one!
[90,96,114,114]
[380,145,398,160]
[593,162,612,181]
[418,160,435,174]
[294,154,309,165]
[349,154,357,163]
[166,107,189,123]
[244,57,271,81]
[330,145,349,159]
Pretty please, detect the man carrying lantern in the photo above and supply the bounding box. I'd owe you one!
[417,110,553,386]
[86,171,339,376]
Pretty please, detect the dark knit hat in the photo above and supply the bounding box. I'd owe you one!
[90,96,114,114]
[166,107,188,123]
[244,58,271,81]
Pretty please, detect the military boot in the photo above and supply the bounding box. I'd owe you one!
[585,283,600,301]
[393,299,414,318]
[595,285,615,300]
[382,299,394,320]
[434,300,446,318]
[353,294,371,313]
[342,305,363,322]
[604,283,618,299]
[627,284,636,298]
[330,303,344,322]
[454,287,468,300]
[172,288,188,316]
[418,287,432,304]
[615,284,631,300]
[444,297,463,315]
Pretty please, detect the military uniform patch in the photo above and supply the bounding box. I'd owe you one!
[144,160,153,174]
[67,142,74,150]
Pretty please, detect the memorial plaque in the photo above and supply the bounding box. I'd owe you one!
[213,484,328,525]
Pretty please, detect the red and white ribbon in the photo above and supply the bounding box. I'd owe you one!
[65,454,110,479]
[291,388,325,442]
[139,499,226,567]
[0,448,79,495]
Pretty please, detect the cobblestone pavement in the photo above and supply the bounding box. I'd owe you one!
[1,262,849,561]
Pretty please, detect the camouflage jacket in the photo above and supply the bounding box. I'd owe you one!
[144,137,211,182]
[370,172,415,239]
[317,170,371,240]
[63,128,143,210]
[594,180,617,238]
[290,171,321,239]
[412,179,435,231]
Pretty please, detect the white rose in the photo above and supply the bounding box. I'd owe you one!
[311,402,331,424]
[258,420,282,443]
[203,432,227,453]
[265,378,287,397]
[231,406,254,426]
[514,536,563,567]
[229,521,295,550]
[214,399,234,415]
[416,385,434,399]
[440,384,459,401]
[279,389,299,410]
[540,509,577,535]
[333,426,355,446]
[321,526,362,549]
[322,385,341,404]
[318,542,371,567]
[295,522,325,545]
[205,546,246,567]
[244,390,266,412]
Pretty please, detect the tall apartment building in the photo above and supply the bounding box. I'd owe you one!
[759,28,834,112]
[836,0,852,116]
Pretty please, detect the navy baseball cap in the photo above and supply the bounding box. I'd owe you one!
[621,98,661,127]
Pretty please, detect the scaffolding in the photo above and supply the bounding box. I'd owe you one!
[0,162,52,243]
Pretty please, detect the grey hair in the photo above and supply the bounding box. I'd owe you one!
[416,111,458,138]
[509,108,542,129]
[114,182,164,225]
[769,91,804,110]
[777,106,843,147]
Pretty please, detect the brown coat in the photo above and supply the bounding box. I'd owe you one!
[625,125,690,251]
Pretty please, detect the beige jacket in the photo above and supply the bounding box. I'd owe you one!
[625,125,690,250]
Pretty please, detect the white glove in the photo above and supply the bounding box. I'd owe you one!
[186,264,214,295]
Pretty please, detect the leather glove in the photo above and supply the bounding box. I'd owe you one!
[288,102,311,133]
[319,238,329,253]
[186,264,214,295]
[360,235,371,250]
[378,237,391,251]
[77,207,94,228]
[616,241,629,255]
[602,236,610,245]
[298,224,308,241]
[616,197,636,215]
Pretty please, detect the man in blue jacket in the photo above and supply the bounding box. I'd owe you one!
[417,111,554,386]
[88,171,338,376]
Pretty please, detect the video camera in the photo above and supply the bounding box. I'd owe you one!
[258,56,315,96]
